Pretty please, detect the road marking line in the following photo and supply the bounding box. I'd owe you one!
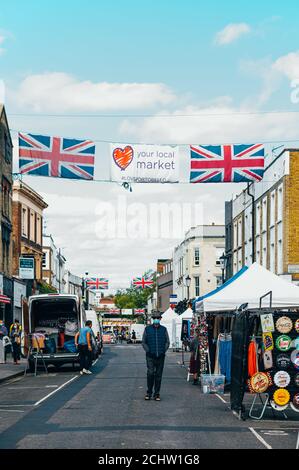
[0,409,25,413]
[92,359,98,366]
[0,404,33,407]
[249,427,272,449]
[215,394,227,404]
[34,376,79,407]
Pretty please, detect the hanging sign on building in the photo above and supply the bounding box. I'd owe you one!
[19,257,35,280]
[110,143,179,183]
[13,281,27,308]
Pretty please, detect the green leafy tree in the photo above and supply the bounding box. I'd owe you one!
[115,271,156,309]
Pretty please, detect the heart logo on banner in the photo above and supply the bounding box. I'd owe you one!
[113,146,134,170]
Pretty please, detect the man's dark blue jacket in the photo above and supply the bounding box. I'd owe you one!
[142,324,170,358]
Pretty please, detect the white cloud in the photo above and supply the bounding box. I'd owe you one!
[215,23,251,45]
[119,103,299,144]
[10,72,176,112]
[272,51,299,80]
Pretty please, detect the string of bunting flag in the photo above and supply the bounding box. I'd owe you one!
[17,131,267,184]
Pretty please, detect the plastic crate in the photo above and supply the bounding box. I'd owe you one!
[201,374,225,394]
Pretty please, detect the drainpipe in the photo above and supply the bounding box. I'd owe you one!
[247,183,255,263]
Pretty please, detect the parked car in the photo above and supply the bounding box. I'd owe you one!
[102,331,115,344]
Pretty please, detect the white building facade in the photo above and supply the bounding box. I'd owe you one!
[173,225,225,301]
[42,234,66,292]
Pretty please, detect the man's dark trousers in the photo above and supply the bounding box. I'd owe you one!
[78,344,92,370]
[146,354,165,396]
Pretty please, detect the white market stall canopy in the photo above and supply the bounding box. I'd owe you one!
[161,307,179,347]
[194,262,299,313]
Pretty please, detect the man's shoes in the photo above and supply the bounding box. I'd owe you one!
[83,368,92,375]
[144,394,151,400]
[192,379,199,385]
[154,394,161,401]
[80,370,84,375]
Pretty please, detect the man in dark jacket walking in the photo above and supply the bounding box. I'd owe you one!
[142,312,170,401]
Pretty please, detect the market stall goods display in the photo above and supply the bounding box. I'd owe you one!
[263,350,273,369]
[290,393,299,412]
[276,353,291,369]
[263,332,274,351]
[273,388,291,406]
[275,335,292,352]
[273,370,291,388]
[275,316,293,334]
[270,400,289,411]
[293,337,299,349]
[295,319,299,333]
[295,373,299,387]
[248,372,273,394]
[290,349,299,370]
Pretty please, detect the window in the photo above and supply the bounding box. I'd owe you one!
[4,133,12,163]
[270,191,276,227]
[256,203,261,236]
[42,252,47,268]
[30,211,35,242]
[2,177,11,218]
[233,222,238,251]
[262,232,267,268]
[262,197,267,232]
[238,219,242,248]
[215,247,224,266]
[36,216,41,245]
[194,247,200,266]
[277,185,283,223]
[21,206,28,237]
[194,276,200,297]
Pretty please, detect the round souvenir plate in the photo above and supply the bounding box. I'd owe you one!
[250,372,270,393]
[274,370,291,388]
[276,316,293,334]
[276,335,292,352]
[273,388,290,406]
[270,400,289,411]
[276,353,291,369]
[295,319,299,333]
[290,350,299,370]
[295,373,299,387]
[290,393,299,412]
[294,337,299,349]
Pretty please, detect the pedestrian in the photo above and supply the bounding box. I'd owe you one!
[75,320,93,375]
[10,319,22,365]
[189,327,201,385]
[131,330,136,344]
[142,312,170,401]
[0,320,8,364]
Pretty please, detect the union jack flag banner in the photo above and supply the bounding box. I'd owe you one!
[109,308,120,314]
[133,276,154,289]
[134,308,145,314]
[190,144,265,183]
[86,278,109,290]
[19,133,95,180]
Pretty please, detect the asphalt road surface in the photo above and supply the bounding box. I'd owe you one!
[0,344,298,449]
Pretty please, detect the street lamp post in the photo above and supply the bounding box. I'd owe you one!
[185,275,191,300]
[219,253,228,285]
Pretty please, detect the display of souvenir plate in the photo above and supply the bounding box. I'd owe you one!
[276,335,292,352]
[273,370,291,388]
[263,332,274,351]
[294,337,299,349]
[273,388,290,406]
[270,400,289,411]
[295,373,299,387]
[276,316,293,334]
[263,350,273,370]
[276,353,291,369]
[295,319,299,333]
[290,393,299,412]
[249,372,272,393]
[290,350,299,370]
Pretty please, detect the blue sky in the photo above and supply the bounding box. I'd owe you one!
[1,1,299,290]
[1,1,298,106]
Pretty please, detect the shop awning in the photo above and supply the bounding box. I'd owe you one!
[193,262,299,313]
[0,294,11,304]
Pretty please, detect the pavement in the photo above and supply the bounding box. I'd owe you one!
[0,344,298,449]
[0,359,26,384]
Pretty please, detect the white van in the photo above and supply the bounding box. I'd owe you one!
[130,323,145,342]
[27,293,86,371]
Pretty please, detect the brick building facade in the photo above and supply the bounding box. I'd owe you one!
[12,179,48,281]
[225,149,299,283]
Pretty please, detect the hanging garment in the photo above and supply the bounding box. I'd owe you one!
[248,339,258,377]
[218,334,232,383]
[64,320,78,336]
[214,339,220,374]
